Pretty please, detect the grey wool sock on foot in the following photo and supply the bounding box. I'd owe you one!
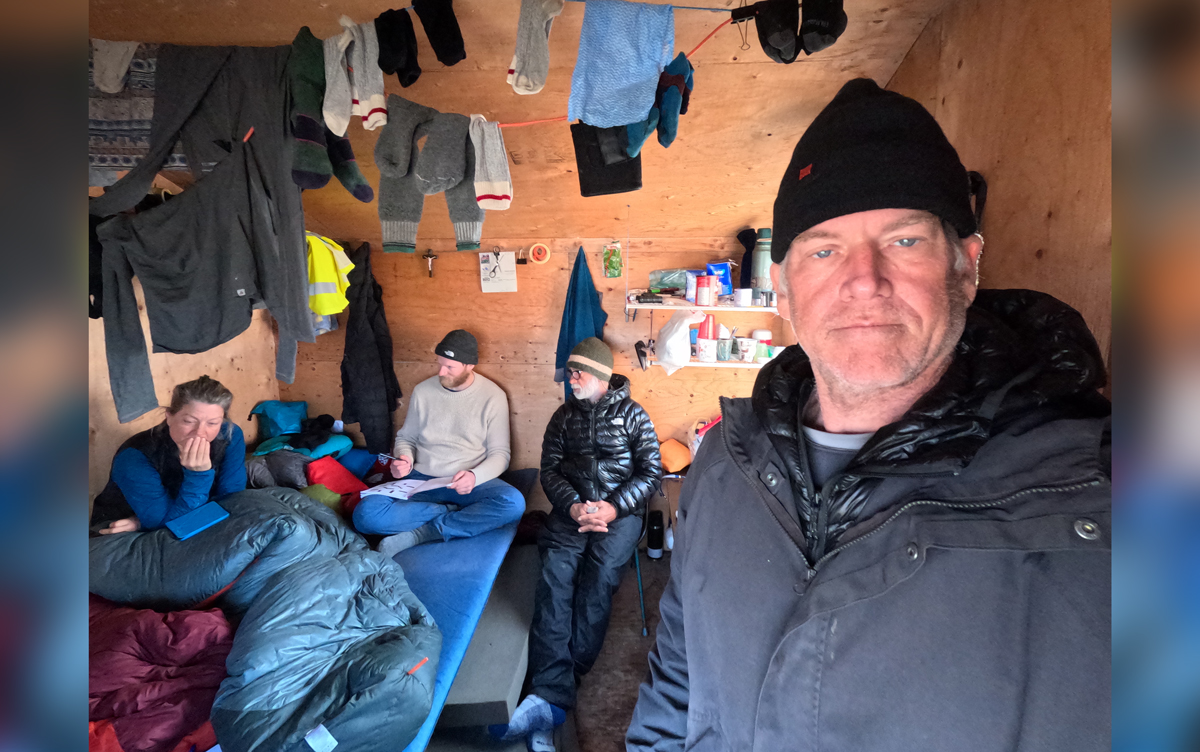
[377,522,441,558]
[508,0,565,95]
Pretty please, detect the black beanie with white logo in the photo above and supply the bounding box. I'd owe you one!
[771,78,976,263]
[435,329,478,365]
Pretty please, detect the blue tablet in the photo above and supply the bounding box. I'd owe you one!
[166,501,230,540]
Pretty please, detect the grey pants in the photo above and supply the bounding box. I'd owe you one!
[528,510,642,710]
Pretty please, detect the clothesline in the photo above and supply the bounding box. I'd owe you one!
[497,18,731,129]
[563,0,733,11]
[400,0,731,9]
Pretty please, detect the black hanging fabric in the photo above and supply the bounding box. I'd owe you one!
[570,122,642,197]
[340,242,402,454]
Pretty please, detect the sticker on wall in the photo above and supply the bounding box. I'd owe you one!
[480,249,518,293]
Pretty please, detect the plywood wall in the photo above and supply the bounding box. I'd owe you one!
[282,239,791,510]
[887,0,1113,360]
[88,288,280,502]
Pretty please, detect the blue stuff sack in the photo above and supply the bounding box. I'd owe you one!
[249,401,308,439]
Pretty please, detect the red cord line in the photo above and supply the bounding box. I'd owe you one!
[497,18,730,129]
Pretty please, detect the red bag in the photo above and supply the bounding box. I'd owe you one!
[305,456,369,495]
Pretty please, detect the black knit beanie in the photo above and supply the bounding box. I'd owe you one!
[376,9,422,88]
[435,329,478,365]
[771,78,976,263]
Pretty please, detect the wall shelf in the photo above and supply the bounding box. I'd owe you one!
[649,359,766,370]
[626,303,778,313]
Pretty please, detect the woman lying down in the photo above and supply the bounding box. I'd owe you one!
[91,376,247,535]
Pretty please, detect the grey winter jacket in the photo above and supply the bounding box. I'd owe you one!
[626,289,1111,752]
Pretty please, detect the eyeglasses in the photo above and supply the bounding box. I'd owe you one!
[567,369,583,381]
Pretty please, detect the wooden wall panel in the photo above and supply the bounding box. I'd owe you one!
[282,240,783,511]
[887,0,1112,359]
[89,286,280,502]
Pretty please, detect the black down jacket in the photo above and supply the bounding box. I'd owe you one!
[753,287,1112,561]
[627,288,1111,751]
[541,374,662,517]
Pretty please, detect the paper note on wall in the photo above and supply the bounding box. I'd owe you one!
[480,251,518,293]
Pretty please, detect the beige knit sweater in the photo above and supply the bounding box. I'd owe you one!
[393,373,511,483]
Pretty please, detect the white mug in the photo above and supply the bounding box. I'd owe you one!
[733,288,752,306]
[696,338,718,363]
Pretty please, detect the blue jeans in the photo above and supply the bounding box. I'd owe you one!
[352,470,526,540]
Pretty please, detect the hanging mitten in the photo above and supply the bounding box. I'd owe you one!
[655,52,694,148]
[326,128,375,202]
[288,27,333,189]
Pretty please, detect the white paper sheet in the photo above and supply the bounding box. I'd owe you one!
[367,476,455,500]
[480,251,518,293]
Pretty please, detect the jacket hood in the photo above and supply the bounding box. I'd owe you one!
[754,289,1108,475]
[569,373,631,411]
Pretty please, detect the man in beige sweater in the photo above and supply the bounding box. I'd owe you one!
[353,330,526,556]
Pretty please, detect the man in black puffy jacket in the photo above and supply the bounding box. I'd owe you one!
[499,338,661,748]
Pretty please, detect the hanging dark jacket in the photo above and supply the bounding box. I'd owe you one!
[90,45,312,423]
[627,289,1111,752]
[340,242,402,454]
[540,374,662,518]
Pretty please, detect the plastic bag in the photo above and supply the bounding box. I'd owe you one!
[656,309,706,375]
[603,242,623,278]
[648,268,690,290]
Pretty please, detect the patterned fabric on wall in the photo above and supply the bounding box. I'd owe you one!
[89,43,189,187]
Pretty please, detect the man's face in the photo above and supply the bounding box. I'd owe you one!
[771,209,982,397]
[568,369,605,401]
[437,356,474,389]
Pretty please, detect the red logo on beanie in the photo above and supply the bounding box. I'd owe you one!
[797,163,813,181]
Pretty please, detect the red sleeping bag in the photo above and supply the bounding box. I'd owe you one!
[89,595,233,752]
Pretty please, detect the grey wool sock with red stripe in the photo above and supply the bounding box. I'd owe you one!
[468,115,512,210]
[326,128,375,202]
[288,27,333,189]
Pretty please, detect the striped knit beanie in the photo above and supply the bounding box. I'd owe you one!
[567,337,613,382]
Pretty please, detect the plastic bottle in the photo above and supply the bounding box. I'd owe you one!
[751,228,774,294]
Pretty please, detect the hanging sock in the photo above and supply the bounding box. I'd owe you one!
[288,27,333,189]
[753,0,800,64]
[799,0,848,54]
[469,115,513,210]
[323,24,355,136]
[376,8,422,87]
[345,17,388,130]
[326,128,375,202]
[413,0,467,67]
[508,0,565,94]
[91,39,139,93]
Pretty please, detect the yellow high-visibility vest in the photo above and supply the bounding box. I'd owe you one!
[306,232,354,315]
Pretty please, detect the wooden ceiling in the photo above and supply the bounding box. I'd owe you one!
[89,0,951,245]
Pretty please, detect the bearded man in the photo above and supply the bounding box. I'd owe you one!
[496,337,662,752]
[353,329,525,557]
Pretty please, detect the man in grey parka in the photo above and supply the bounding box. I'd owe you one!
[626,78,1111,751]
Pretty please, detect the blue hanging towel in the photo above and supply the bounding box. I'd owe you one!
[568,0,675,128]
[556,248,608,397]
